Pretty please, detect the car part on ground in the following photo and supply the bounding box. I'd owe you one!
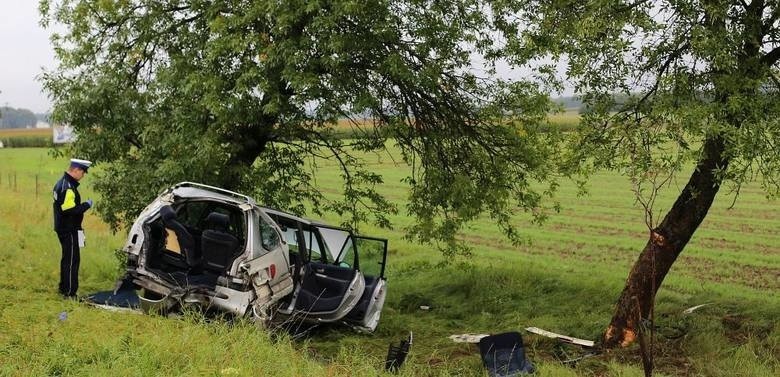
[385,332,413,373]
[524,327,595,348]
[479,332,535,376]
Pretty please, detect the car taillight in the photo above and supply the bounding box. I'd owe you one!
[269,264,276,279]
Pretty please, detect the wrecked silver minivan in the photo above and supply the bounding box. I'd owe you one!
[120,182,388,332]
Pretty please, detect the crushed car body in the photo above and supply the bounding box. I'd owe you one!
[119,182,388,332]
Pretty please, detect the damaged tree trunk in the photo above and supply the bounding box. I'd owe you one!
[602,136,730,349]
[602,0,770,350]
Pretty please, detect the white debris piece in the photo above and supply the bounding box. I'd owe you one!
[683,303,713,314]
[449,333,490,343]
[525,327,595,348]
[89,303,143,314]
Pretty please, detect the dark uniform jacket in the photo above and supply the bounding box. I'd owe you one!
[53,173,90,234]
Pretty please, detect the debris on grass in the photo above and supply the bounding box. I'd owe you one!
[682,303,713,314]
[525,327,595,348]
[88,304,143,314]
[84,287,140,309]
[385,332,413,373]
[449,333,490,343]
[479,332,535,376]
[220,367,240,375]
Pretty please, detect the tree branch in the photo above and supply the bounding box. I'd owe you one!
[124,134,143,149]
[761,46,780,66]
[629,42,691,112]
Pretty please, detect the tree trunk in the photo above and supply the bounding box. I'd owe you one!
[602,135,729,348]
[220,127,273,190]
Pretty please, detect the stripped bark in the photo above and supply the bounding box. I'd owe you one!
[603,136,729,348]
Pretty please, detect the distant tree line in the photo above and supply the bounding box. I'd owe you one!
[553,95,633,114]
[0,107,38,128]
[552,96,583,110]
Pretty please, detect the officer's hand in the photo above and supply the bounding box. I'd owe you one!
[86,199,94,208]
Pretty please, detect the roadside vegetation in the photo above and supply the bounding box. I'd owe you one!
[1,147,777,376]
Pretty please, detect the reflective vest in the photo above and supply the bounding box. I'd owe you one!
[52,173,89,233]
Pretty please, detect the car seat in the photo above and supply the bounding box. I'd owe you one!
[160,205,200,269]
[200,212,240,273]
[478,332,535,376]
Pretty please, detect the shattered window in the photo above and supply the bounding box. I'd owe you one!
[259,217,280,252]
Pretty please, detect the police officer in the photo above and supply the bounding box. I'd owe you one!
[53,158,94,298]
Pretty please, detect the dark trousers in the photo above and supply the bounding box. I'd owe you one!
[57,231,80,297]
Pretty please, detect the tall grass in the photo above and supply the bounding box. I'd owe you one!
[0,147,777,376]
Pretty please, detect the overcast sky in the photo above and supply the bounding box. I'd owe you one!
[0,0,57,113]
[0,2,573,115]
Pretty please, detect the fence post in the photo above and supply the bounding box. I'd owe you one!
[35,174,39,198]
[13,171,17,192]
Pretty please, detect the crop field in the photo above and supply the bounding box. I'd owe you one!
[0,112,580,149]
[0,128,52,138]
[0,147,777,376]
[546,110,581,131]
[0,128,54,149]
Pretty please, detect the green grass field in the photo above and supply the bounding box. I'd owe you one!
[0,147,777,376]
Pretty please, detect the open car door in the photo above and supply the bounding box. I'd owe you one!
[271,215,365,323]
[341,236,388,332]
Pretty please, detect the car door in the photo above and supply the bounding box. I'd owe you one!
[340,236,388,332]
[272,216,365,323]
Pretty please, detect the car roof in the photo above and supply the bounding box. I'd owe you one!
[260,206,313,225]
[170,182,257,206]
[260,207,347,230]
[169,182,348,231]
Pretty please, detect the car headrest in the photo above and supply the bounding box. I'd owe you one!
[160,205,176,222]
[206,212,230,232]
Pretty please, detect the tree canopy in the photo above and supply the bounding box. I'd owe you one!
[41,0,562,247]
[495,0,780,201]
[488,0,780,351]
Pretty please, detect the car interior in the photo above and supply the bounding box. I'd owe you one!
[266,214,360,314]
[143,200,246,288]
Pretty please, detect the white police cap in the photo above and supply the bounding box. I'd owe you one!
[70,158,92,172]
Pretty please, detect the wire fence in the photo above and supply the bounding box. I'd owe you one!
[0,170,61,199]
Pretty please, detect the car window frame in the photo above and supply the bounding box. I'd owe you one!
[172,198,248,249]
[252,209,283,258]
